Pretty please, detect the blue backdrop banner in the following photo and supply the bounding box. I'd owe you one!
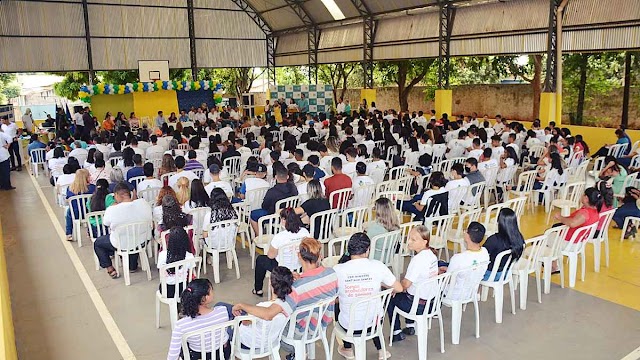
[176,89,214,111]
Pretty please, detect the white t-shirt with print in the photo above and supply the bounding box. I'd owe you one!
[269,228,310,270]
[445,248,489,301]
[205,180,233,198]
[157,251,195,285]
[468,149,483,160]
[238,300,288,350]
[333,258,397,330]
[405,250,438,299]
[351,175,375,207]
[137,178,163,193]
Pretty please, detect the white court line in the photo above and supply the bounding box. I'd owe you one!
[28,174,137,360]
[621,345,640,360]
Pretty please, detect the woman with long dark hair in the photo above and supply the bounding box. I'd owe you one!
[252,208,309,297]
[161,195,192,231]
[482,208,525,280]
[157,226,194,297]
[183,179,209,213]
[86,178,115,236]
[333,232,402,359]
[202,188,238,248]
[166,279,230,360]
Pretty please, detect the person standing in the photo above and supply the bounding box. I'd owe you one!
[21,108,34,133]
[0,125,15,190]
[73,108,84,138]
[297,93,309,119]
[82,107,94,139]
[1,117,20,171]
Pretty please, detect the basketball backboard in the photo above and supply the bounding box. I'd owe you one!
[138,60,169,82]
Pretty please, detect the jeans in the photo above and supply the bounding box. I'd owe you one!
[250,208,269,222]
[401,194,424,220]
[0,159,12,189]
[65,209,73,235]
[8,141,21,168]
[483,270,503,281]
[618,157,633,168]
[386,292,426,333]
[613,203,640,228]
[93,234,140,270]
[335,303,382,350]
[254,256,278,292]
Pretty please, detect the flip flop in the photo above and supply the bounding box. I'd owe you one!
[107,268,119,279]
[252,289,264,297]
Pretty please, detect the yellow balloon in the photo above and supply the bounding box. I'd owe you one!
[97,83,105,90]
[194,82,201,90]
[118,88,125,94]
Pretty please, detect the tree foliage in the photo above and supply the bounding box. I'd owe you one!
[0,73,20,103]
[377,59,436,111]
[318,63,359,105]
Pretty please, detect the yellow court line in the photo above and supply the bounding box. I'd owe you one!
[28,175,137,360]
[0,219,18,360]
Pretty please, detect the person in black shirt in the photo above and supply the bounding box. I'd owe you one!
[221,139,242,162]
[482,208,524,281]
[249,164,298,234]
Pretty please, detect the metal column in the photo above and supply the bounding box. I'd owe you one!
[187,0,198,80]
[543,0,560,92]
[351,0,375,88]
[438,0,455,89]
[81,0,95,85]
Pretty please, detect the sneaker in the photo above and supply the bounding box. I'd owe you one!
[378,349,391,360]
[402,327,415,336]
[285,353,295,360]
[338,346,354,360]
[392,333,406,343]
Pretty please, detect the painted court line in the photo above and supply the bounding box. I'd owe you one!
[28,175,136,360]
[621,345,640,360]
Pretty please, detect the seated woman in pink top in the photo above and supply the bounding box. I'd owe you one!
[553,187,603,242]
[594,179,615,236]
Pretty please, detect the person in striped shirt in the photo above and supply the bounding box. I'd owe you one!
[167,279,231,360]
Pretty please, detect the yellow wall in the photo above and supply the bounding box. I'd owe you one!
[517,121,634,152]
[90,94,134,126]
[360,89,376,106]
[132,90,179,122]
[0,220,18,360]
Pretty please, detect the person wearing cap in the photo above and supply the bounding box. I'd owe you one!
[204,164,233,199]
[250,165,298,235]
[184,150,205,172]
[238,163,270,200]
[307,154,325,180]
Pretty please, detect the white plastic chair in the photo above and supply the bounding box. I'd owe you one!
[482,201,508,237]
[111,221,153,286]
[322,235,350,268]
[460,181,485,212]
[506,196,527,221]
[109,156,122,168]
[568,150,584,168]
[223,156,242,178]
[233,313,287,360]
[369,230,402,270]
[129,175,146,189]
[506,170,537,211]
[139,187,161,205]
[251,213,280,268]
[86,211,109,270]
[536,226,569,294]
[588,157,607,180]
[274,195,300,212]
[588,209,615,272]
[192,168,205,180]
[448,207,482,254]
[480,249,517,324]
[512,235,547,310]
[281,296,338,360]
[389,166,409,180]
[29,148,47,177]
[330,289,393,360]
[232,202,251,249]
[186,207,210,257]
[177,144,190,151]
[245,186,269,212]
[607,143,628,158]
[447,185,468,215]
[203,220,240,284]
[333,206,367,238]
[180,319,236,360]
[620,216,640,242]
[67,194,92,247]
[156,257,201,329]
[546,181,586,224]
[560,222,598,288]
[441,261,489,345]
[329,188,352,211]
[424,214,456,260]
[160,171,176,186]
[479,168,498,206]
[350,184,375,208]
[309,208,339,245]
[389,273,451,360]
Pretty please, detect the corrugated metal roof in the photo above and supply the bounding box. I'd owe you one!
[194,9,265,39]
[197,39,266,67]
[261,7,306,31]
[318,48,361,63]
[91,38,190,69]
[563,27,640,51]
[276,32,308,54]
[0,1,85,36]
[275,53,308,67]
[452,0,548,36]
[564,0,640,26]
[375,13,439,44]
[319,24,362,49]
[0,37,88,71]
[88,4,189,37]
[90,0,186,6]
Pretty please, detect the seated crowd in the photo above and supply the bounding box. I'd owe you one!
[29,101,639,360]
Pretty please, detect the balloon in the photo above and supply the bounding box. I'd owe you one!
[93,85,99,94]
[124,87,130,94]
[133,83,139,91]
[172,80,177,89]
[113,85,120,92]
[143,82,149,91]
[153,82,159,91]
[118,87,125,94]
[176,81,183,90]
[87,88,94,95]
[193,81,201,90]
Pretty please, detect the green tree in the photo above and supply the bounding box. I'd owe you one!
[376,59,436,111]
[0,73,20,103]
[318,63,358,105]
[276,67,308,85]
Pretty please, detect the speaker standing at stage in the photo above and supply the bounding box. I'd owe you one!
[0,123,15,191]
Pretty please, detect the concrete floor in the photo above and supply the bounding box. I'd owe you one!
[2,169,640,360]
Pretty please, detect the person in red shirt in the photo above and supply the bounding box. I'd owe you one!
[324,157,352,209]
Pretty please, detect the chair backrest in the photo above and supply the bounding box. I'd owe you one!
[528,145,546,159]
[158,257,202,301]
[480,167,498,188]
[245,186,270,212]
[369,164,386,184]
[129,176,146,188]
[275,238,303,270]
[327,235,350,259]
[592,156,607,175]
[160,172,176,186]
[344,288,393,338]
[375,180,396,196]
[608,143,628,158]
[257,213,280,239]
[439,159,457,177]
[631,140,640,155]
[506,196,527,220]
[139,187,161,205]
[373,140,385,152]
[271,130,281,142]
[453,207,483,249]
[389,166,408,180]
[410,272,452,316]
[177,144,190,151]
[543,225,570,259]
[340,206,368,231]
[515,170,537,192]
[568,150,584,168]
[274,195,300,212]
[208,152,222,163]
[369,230,402,267]
[444,261,490,302]
[109,156,122,168]
[464,181,486,209]
[309,208,339,243]
[283,295,337,342]
[234,312,287,357]
[415,173,432,194]
[562,222,598,254]
[431,144,447,165]
[398,221,422,256]
[447,185,468,214]
[181,319,236,360]
[232,202,250,224]
[86,211,109,242]
[192,168,205,180]
[484,249,515,283]
[620,173,640,196]
[205,219,239,251]
[560,181,586,206]
[68,194,92,221]
[518,235,547,274]
[424,214,456,250]
[111,221,153,252]
[329,188,352,210]
[497,165,517,185]
[351,183,375,208]
[30,148,46,163]
[567,161,588,183]
[593,209,616,243]
[223,156,241,178]
[630,155,640,169]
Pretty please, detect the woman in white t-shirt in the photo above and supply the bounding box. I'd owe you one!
[157,226,195,297]
[386,226,439,342]
[333,233,402,360]
[252,208,310,297]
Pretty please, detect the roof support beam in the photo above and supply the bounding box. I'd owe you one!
[351,0,375,88]
[282,0,318,83]
[267,35,277,86]
[187,0,198,80]
[438,0,455,89]
[543,0,560,92]
[81,0,95,84]
[229,0,273,35]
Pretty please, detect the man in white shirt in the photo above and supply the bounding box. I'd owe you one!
[73,110,84,135]
[204,164,233,198]
[351,162,375,207]
[477,148,499,171]
[168,156,199,190]
[208,108,219,122]
[336,97,346,115]
[341,147,358,177]
[0,124,15,189]
[127,138,146,159]
[416,111,428,128]
[194,108,207,125]
[136,163,162,193]
[94,136,111,158]
[447,131,467,159]
[68,140,89,165]
[93,182,153,277]
[145,135,164,159]
[492,115,505,135]
[467,138,484,160]
[229,107,241,121]
[418,133,433,156]
[505,133,520,157]
[318,145,334,175]
[1,117,20,171]
[443,222,490,301]
[490,135,504,161]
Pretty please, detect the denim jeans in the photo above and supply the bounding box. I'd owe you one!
[65,209,73,235]
[613,203,640,228]
[93,234,140,270]
[386,292,426,333]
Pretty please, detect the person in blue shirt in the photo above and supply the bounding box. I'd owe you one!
[297,93,309,116]
[593,129,632,157]
[126,154,145,183]
[307,155,326,180]
[178,109,189,122]
[27,134,47,155]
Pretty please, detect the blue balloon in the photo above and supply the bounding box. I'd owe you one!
[162,81,168,90]
[124,87,130,94]
[143,83,149,91]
